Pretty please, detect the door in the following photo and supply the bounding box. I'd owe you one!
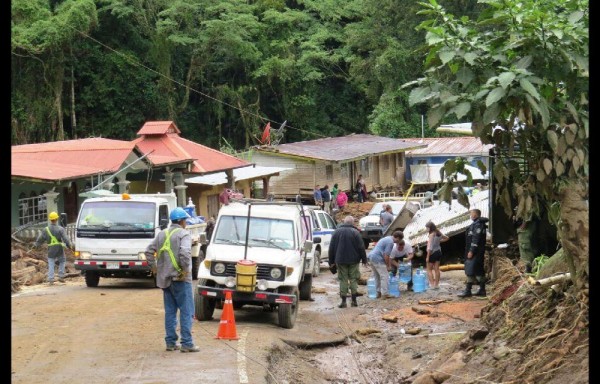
[62,182,78,224]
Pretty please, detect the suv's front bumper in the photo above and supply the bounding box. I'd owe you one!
[197,285,297,305]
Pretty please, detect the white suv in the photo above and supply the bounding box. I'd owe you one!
[195,200,316,329]
[358,201,406,248]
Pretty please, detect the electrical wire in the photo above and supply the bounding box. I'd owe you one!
[66,25,328,140]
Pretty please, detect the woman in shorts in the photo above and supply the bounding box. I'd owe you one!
[425,221,449,289]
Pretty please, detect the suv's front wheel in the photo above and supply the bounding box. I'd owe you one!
[277,286,299,329]
[194,279,216,320]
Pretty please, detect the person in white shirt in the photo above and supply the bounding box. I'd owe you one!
[390,239,414,291]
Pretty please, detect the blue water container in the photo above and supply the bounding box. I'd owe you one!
[413,268,427,293]
[399,262,412,283]
[388,275,400,297]
[367,277,377,299]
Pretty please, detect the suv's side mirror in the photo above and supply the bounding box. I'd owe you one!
[303,240,314,252]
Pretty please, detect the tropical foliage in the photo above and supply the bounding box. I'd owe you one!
[405,0,588,286]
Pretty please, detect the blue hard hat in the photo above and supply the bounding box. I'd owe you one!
[170,207,189,221]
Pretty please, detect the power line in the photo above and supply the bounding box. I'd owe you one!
[68,25,327,140]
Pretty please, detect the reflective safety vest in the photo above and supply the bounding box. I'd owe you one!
[46,227,66,248]
[158,228,182,273]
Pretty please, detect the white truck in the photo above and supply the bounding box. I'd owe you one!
[73,192,206,287]
[194,200,319,329]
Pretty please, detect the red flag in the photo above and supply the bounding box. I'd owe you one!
[261,122,271,145]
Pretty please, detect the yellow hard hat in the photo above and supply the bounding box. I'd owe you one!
[48,212,59,220]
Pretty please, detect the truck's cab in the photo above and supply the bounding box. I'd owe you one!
[195,200,316,329]
[74,192,206,287]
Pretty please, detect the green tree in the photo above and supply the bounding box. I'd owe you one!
[12,0,98,144]
[405,0,588,286]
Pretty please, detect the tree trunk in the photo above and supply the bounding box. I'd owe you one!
[557,182,588,290]
[52,53,65,141]
[70,65,77,139]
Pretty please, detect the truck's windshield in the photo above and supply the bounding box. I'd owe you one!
[213,216,295,250]
[78,201,156,229]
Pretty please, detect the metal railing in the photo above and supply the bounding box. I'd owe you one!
[11,223,76,245]
[17,195,47,226]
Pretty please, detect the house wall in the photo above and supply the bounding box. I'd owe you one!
[250,151,408,198]
[185,180,252,219]
[366,153,407,192]
[249,152,317,197]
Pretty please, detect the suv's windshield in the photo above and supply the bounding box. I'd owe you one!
[213,215,295,250]
[78,201,155,229]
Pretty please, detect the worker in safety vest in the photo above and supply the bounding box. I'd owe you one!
[144,207,200,353]
[34,211,74,285]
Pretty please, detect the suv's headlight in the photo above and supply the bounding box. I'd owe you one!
[270,268,282,279]
[359,222,366,229]
[213,262,226,274]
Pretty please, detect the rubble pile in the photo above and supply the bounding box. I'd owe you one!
[11,241,77,293]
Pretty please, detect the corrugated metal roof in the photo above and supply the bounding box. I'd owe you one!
[136,121,181,135]
[11,158,111,182]
[12,137,135,153]
[132,131,250,173]
[403,190,489,248]
[185,166,291,186]
[254,134,426,162]
[11,138,140,182]
[405,137,493,156]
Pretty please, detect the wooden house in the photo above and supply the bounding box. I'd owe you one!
[248,134,426,199]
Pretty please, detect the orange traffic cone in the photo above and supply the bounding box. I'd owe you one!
[216,290,239,340]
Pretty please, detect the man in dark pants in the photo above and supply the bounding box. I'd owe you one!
[458,208,489,297]
[328,215,368,308]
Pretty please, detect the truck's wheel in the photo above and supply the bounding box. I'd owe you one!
[84,272,100,287]
[312,250,321,277]
[363,239,371,249]
[278,286,299,329]
[194,285,215,321]
[299,274,313,301]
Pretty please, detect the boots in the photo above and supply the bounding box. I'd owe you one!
[338,295,347,308]
[474,281,487,297]
[457,283,473,298]
[351,294,358,307]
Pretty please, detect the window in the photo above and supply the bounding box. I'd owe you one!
[318,212,337,229]
[417,159,427,165]
[383,155,390,170]
[361,159,369,178]
[18,193,47,225]
[213,216,295,250]
[325,165,333,180]
[340,163,348,178]
[78,201,156,228]
[397,153,404,168]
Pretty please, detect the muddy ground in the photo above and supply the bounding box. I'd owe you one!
[270,265,490,384]
[12,201,589,383]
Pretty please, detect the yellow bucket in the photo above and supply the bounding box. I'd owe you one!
[236,260,257,292]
